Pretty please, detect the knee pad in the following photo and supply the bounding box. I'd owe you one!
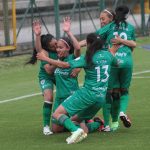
[112,92,120,101]
[120,89,128,96]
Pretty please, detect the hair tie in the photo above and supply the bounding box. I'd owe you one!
[104,9,113,16]
[59,39,70,49]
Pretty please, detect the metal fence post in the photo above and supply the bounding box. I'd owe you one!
[54,0,60,39]
[2,0,12,56]
[140,0,146,35]
[99,0,105,12]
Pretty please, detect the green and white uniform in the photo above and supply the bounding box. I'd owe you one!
[62,50,117,119]
[52,54,79,112]
[97,21,135,126]
[96,21,135,89]
[38,51,57,127]
[39,51,57,92]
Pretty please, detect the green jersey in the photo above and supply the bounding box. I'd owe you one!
[68,50,117,96]
[38,51,57,80]
[54,54,79,99]
[96,22,135,68]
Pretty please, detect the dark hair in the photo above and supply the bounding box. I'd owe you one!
[41,34,54,52]
[102,8,115,20]
[114,5,130,29]
[26,48,37,65]
[60,36,74,54]
[85,33,104,67]
[26,34,54,65]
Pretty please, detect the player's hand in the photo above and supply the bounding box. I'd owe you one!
[109,44,120,54]
[63,16,71,33]
[79,40,87,47]
[36,51,48,61]
[33,20,41,36]
[111,35,123,45]
[70,68,81,78]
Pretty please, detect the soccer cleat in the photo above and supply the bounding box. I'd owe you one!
[76,132,87,143]
[93,117,105,132]
[43,125,53,135]
[93,117,104,124]
[101,125,111,132]
[66,132,87,144]
[66,128,86,144]
[120,112,131,128]
[111,121,119,131]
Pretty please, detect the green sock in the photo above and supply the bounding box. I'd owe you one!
[103,104,111,126]
[120,94,129,113]
[43,101,52,126]
[58,115,78,132]
[103,92,112,126]
[86,122,100,133]
[111,99,120,122]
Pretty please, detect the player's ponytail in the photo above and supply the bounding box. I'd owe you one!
[26,48,37,65]
[26,34,53,65]
[85,33,104,67]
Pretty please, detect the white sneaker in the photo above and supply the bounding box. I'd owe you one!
[43,125,53,135]
[66,128,86,144]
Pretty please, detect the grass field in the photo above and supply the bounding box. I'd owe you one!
[0,37,150,150]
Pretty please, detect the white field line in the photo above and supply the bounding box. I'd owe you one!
[133,76,150,79]
[133,70,150,75]
[0,93,41,104]
[0,70,150,104]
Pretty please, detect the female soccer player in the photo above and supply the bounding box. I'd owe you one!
[37,33,119,144]
[27,32,57,135]
[97,5,136,130]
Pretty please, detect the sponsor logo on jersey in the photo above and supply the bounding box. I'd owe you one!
[92,87,107,91]
[55,68,69,76]
[115,52,127,57]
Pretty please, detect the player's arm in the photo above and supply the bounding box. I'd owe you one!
[63,17,81,58]
[111,35,136,48]
[32,20,44,52]
[109,44,120,55]
[44,64,56,75]
[37,51,70,68]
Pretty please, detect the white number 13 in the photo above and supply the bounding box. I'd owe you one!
[95,65,109,82]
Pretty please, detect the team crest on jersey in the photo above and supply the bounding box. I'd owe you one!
[41,79,45,85]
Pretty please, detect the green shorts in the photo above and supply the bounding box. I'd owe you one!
[39,78,55,93]
[109,67,133,89]
[77,101,103,121]
[52,96,71,125]
[62,87,105,117]
[52,96,68,113]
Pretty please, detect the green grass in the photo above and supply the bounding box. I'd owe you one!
[0,37,150,150]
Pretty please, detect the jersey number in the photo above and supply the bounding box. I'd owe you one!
[95,65,109,82]
[113,32,127,40]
